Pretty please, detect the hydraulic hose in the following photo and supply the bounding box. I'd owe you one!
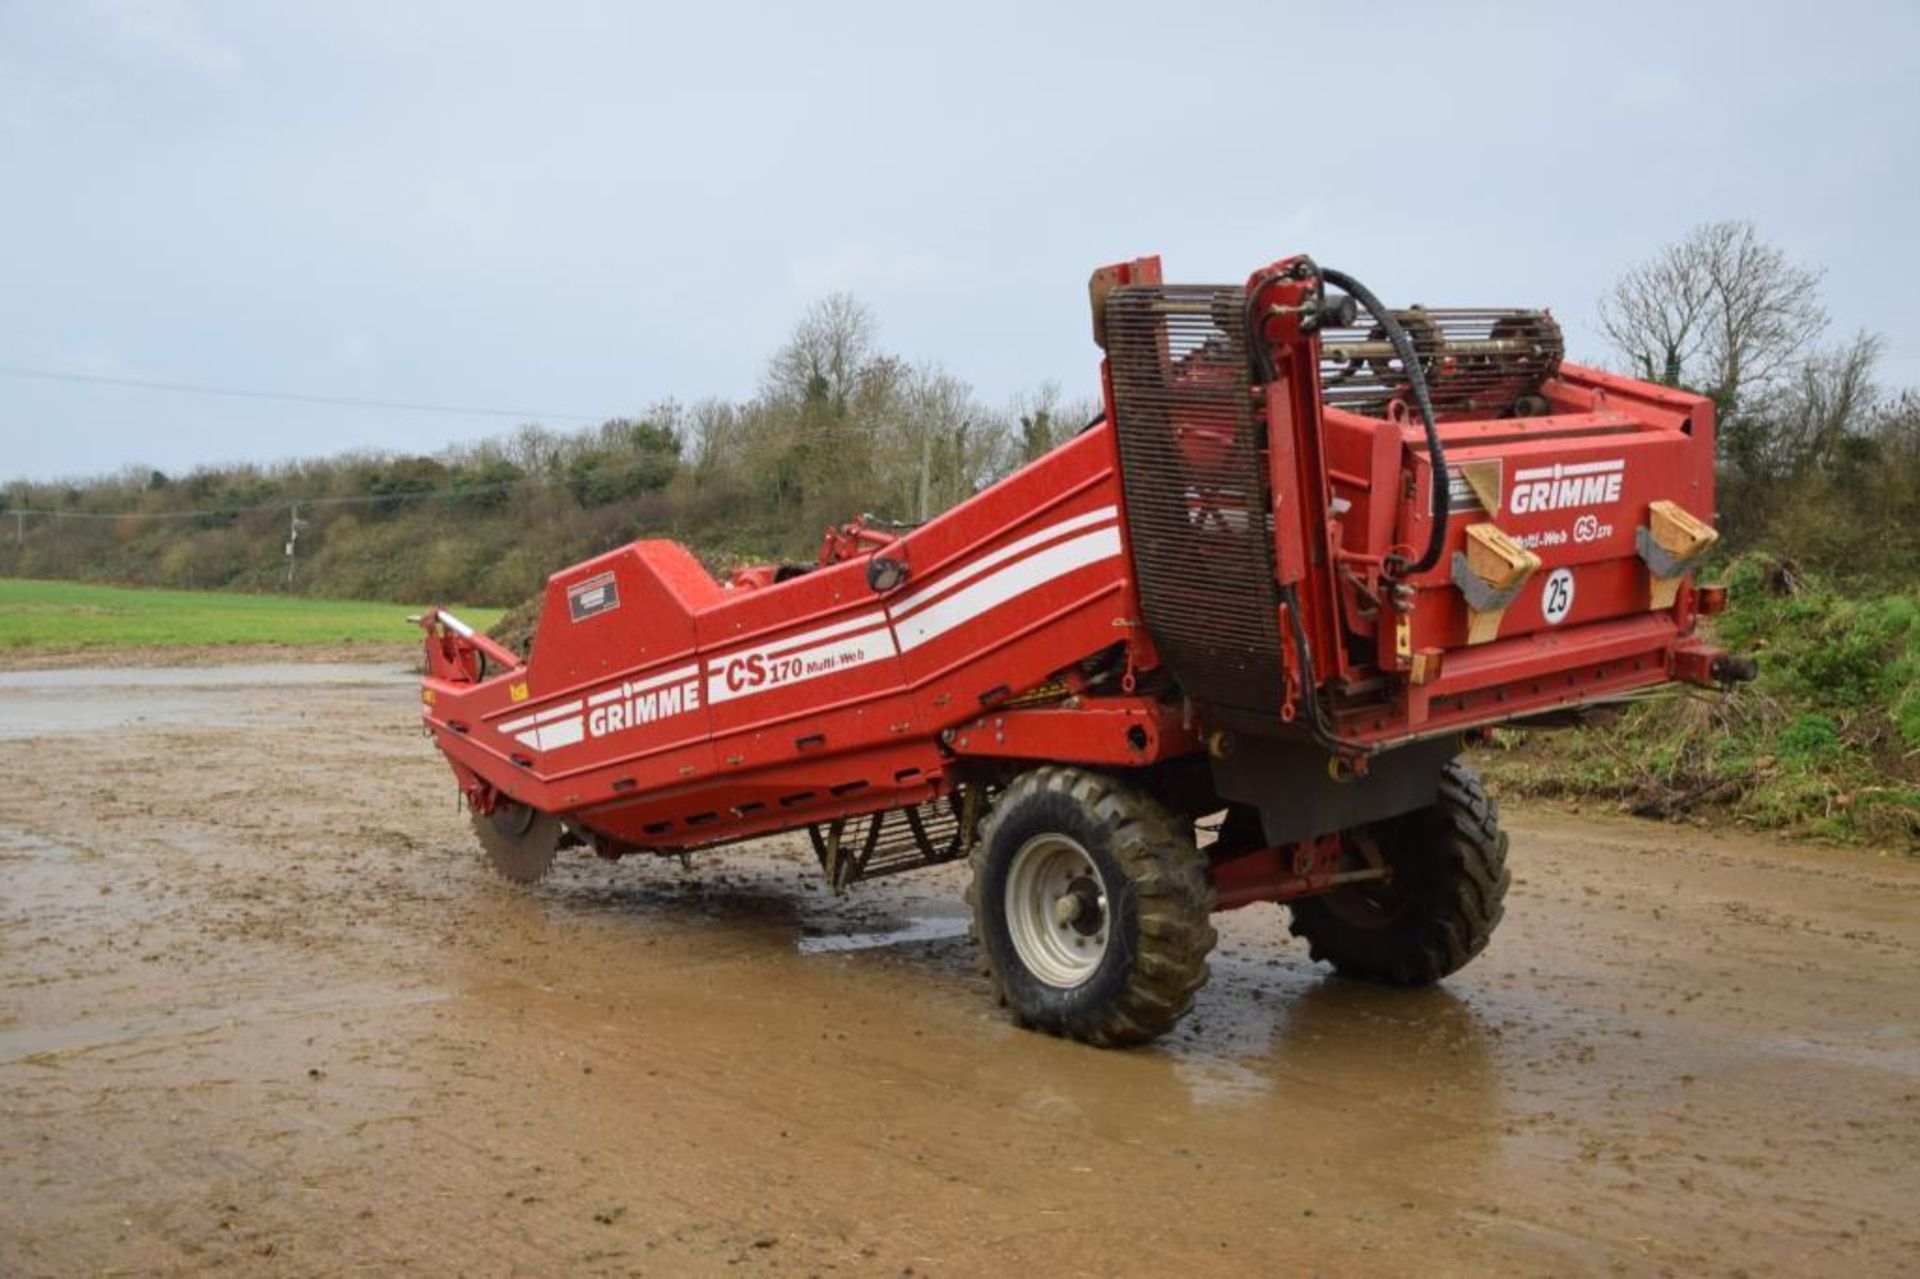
[1316,267,1449,577]
[1280,581,1372,756]
[1243,263,1445,756]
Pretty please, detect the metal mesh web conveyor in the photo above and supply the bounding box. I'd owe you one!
[1104,285,1288,730]
[1317,307,1564,418]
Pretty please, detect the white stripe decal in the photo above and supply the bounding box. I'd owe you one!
[499,698,584,734]
[716,610,891,669]
[585,662,701,707]
[1513,459,1625,482]
[510,665,705,752]
[891,505,1118,620]
[892,525,1122,652]
[493,509,1122,738]
[529,718,585,750]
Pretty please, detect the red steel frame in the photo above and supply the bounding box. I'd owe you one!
[420,251,1728,891]
[423,429,1166,850]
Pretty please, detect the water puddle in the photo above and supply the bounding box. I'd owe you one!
[796,915,970,955]
[0,662,411,738]
[0,985,448,1066]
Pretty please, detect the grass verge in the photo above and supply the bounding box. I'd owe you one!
[0,578,502,651]
[1479,555,1920,851]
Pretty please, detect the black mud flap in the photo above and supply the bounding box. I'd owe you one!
[1210,735,1459,845]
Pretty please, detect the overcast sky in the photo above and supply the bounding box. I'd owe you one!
[3,0,1916,482]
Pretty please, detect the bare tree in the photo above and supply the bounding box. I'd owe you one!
[684,397,741,482]
[900,365,975,519]
[1755,331,1884,477]
[1598,232,1715,386]
[507,423,563,474]
[1004,381,1061,464]
[763,292,876,410]
[1875,390,1920,462]
[1599,220,1827,414]
[1698,221,1828,409]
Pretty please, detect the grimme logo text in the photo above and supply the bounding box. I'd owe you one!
[587,678,700,737]
[1509,461,1625,515]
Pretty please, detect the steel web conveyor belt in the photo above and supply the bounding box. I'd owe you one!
[1105,284,1289,730]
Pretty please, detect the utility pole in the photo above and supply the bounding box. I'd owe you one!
[916,423,934,523]
[952,420,970,512]
[13,510,21,549]
[284,503,309,588]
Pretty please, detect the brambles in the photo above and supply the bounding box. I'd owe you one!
[1482,554,1920,849]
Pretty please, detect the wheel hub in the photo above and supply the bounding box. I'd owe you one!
[1322,826,1411,929]
[1053,878,1104,934]
[490,802,539,839]
[1005,835,1110,988]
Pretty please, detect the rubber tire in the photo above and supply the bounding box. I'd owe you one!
[1287,760,1510,985]
[967,767,1216,1048]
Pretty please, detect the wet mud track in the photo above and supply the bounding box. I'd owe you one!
[1,663,1915,1275]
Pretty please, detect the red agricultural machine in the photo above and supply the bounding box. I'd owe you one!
[418,253,1745,1047]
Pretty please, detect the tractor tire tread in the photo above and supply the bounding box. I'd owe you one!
[1288,759,1510,986]
[969,766,1214,1047]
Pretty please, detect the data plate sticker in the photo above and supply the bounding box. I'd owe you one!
[567,572,620,623]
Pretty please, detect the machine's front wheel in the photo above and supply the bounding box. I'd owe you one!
[967,767,1215,1047]
[1287,760,1510,984]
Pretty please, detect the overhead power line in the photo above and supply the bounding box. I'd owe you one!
[0,361,606,423]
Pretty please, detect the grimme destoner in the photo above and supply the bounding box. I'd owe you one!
[418,254,1747,1046]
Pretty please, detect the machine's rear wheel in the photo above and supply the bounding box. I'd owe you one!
[471,799,562,884]
[1287,760,1509,984]
[967,767,1215,1047]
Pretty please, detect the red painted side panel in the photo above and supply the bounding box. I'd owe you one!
[1402,419,1704,651]
[420,426,1146,850]
[695,559,921,781]
[882,428,1134,725]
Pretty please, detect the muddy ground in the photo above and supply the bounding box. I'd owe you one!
[1,663,1915,1276]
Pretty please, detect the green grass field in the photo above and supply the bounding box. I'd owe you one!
[0,579,504,650]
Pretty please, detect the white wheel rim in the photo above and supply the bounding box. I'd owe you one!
[1004,834,1110,988]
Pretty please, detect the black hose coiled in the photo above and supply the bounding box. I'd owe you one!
[1241,262,1448,755]
[1316,267,1448,577]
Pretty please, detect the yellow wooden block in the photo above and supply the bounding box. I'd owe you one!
[1649,499,1717,561]
[1464,523,1541,591]
[1458,523,1541,645]
[1646,500,1717,611]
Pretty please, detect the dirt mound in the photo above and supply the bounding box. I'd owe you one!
[488,592,543,656]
